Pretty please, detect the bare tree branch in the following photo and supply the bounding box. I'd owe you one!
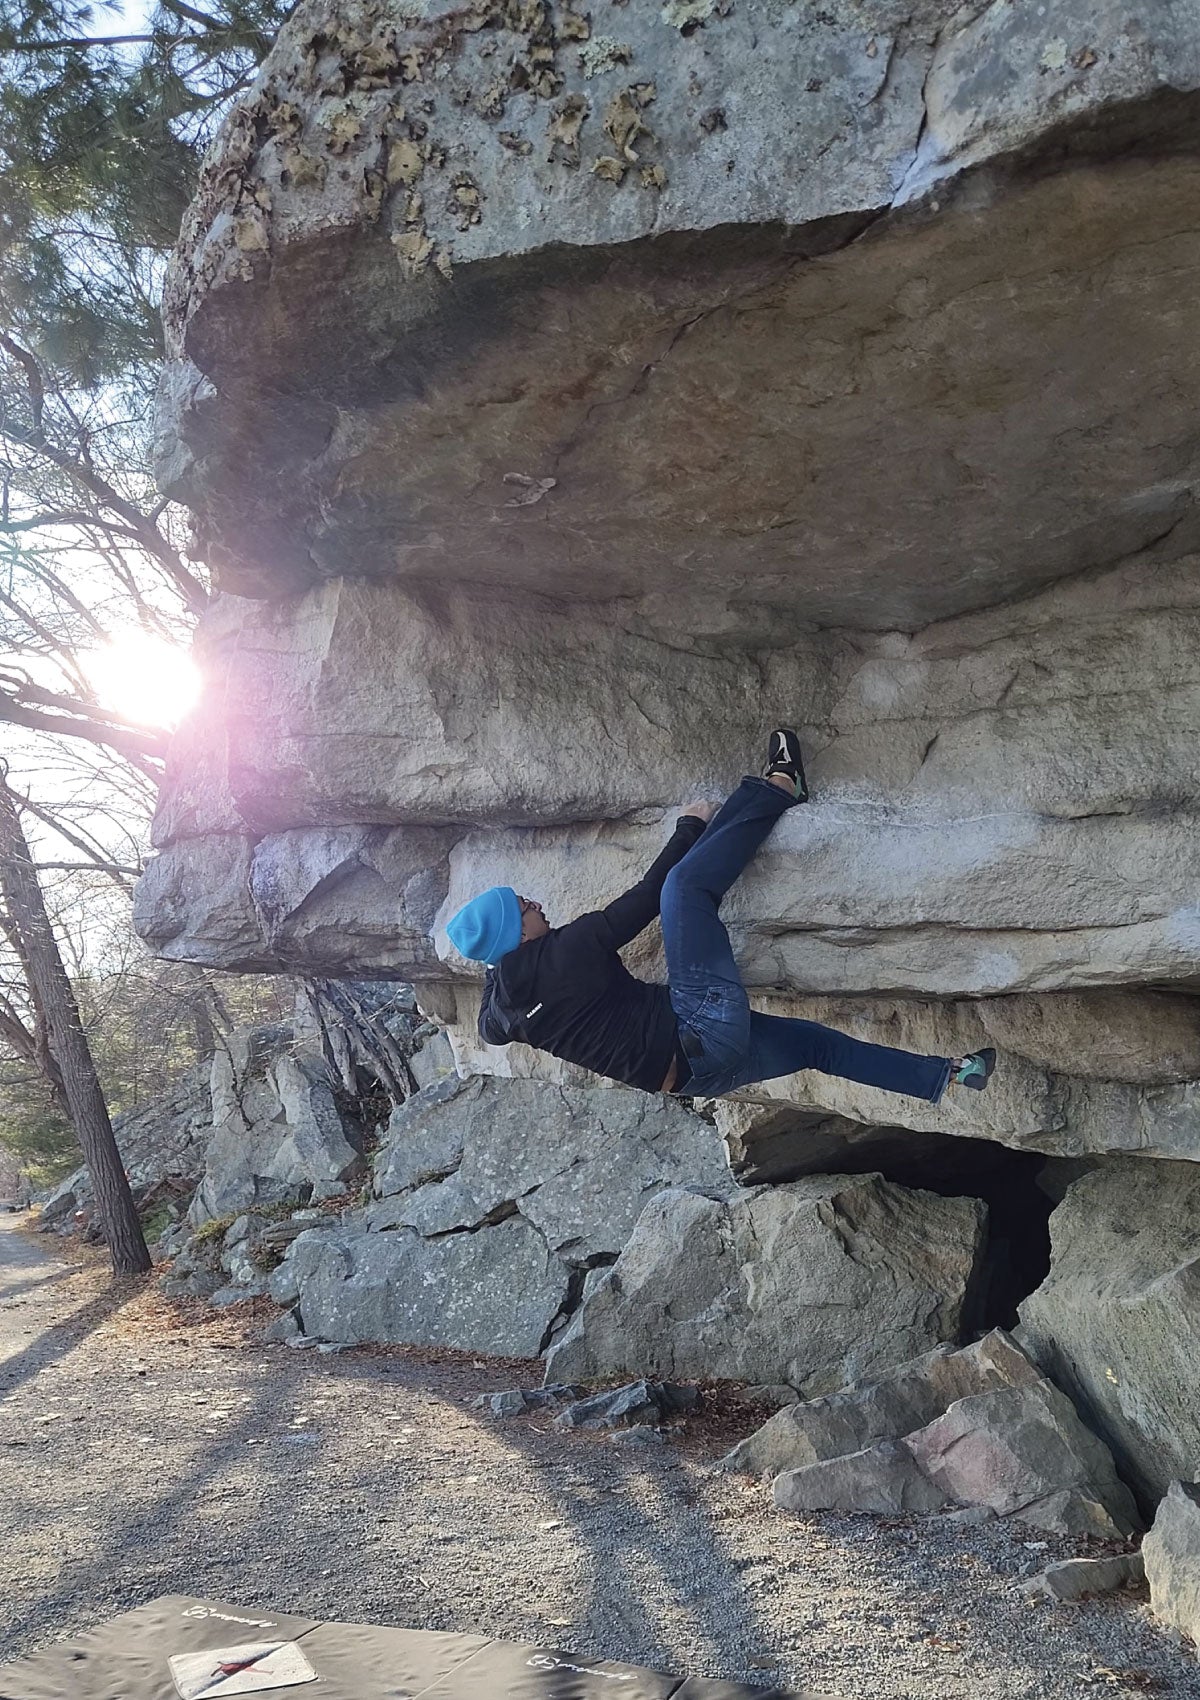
[0,694,167,770]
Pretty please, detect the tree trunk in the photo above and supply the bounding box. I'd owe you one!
[0,771,150,1274]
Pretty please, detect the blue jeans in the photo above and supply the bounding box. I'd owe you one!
[661,777,952,1103]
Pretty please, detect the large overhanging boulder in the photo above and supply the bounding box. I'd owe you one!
[139,0,1200,1180]
[157,0,1200,618]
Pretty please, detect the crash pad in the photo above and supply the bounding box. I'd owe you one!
[0,1596,829,1700]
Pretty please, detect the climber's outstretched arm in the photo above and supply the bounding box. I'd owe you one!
[599,804,714,948]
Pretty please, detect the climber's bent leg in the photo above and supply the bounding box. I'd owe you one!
[662,775,799,1089]
[663,775,797,921]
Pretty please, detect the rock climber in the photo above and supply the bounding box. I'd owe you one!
[447,731,995,1103]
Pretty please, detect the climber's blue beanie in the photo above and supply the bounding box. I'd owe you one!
[447,885,523,965]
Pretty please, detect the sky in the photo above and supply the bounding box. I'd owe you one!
[89,0,155,35]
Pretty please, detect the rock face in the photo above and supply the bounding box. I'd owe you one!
[273,1211,567,1355]
[140,565,1200,1012]
[139,2,1200,1200]
[157,2,1200,616]
[1018,1159,1200,1508]
[269,1073,734,1354]
[544,1174,985,1391]
[138,0,1200,1485]
[190,1025,365,1224]
[1143,1481,1200,1649]
[39,1056,214,1231]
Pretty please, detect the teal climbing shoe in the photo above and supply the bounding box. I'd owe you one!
[953,1048,996,1091]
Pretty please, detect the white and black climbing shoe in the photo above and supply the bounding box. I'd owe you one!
[953,1047,996,1091]
[763,728,809,801]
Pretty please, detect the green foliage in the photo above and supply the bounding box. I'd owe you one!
[192,1211,235,1244]
[0,1091,77,1186]
[0,0,292,389]
[138,1200,175,1242]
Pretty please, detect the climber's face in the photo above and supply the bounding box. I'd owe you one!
[518,895,549,942]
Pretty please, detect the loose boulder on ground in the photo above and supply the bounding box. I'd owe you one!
[721,1329,1039,1478]
[267,1074,734,1355]
[1023,1552,1145,1604]
[774,1381,1140,1540]
[553,1381,702,1433]
[1143,1481,1200,1649]
[903,1382,1140,1539]
[544,1174,985,1393]
[1018,1158,1200,1505]
[272,1215,567,1357]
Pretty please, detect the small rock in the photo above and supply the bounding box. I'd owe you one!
[209,1285,256,1307]
[1022,1551,1145,1602]
[608,1426,667,1450]
[263,1310,302,1344]
[472,1384,583,1418]
[554,1379,701,1432]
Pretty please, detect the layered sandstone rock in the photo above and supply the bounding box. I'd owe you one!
[156,0,1200,615]
[143,1,1200,1011]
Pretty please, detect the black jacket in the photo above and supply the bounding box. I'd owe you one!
[477,815,706,1092]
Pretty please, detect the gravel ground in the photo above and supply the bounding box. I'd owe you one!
[2,1216,1198,1700]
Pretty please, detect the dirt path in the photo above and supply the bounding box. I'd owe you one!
[1,1217,1196,1700]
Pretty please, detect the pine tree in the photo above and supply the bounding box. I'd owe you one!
[1,0,291,388]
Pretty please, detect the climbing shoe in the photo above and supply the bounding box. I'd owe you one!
[763,728,809,801]
[952,1047,996,1091]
